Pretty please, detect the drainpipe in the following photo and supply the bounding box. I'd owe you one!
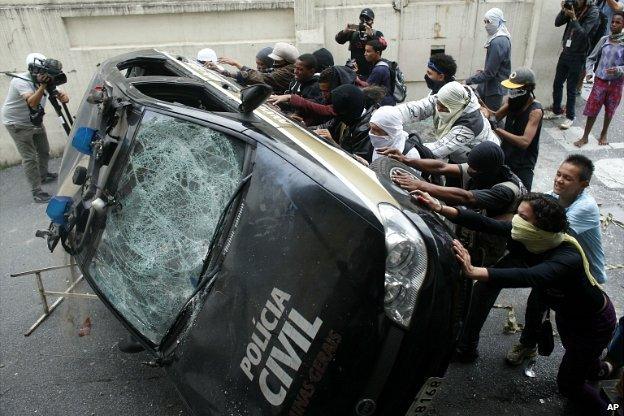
[524,0,543,68]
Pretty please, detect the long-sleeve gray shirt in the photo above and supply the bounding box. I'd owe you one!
[586,35,624,80]
[465,36,511,98]
[555,6,600,57]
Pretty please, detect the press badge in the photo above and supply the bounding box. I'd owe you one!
[565,38,572,48]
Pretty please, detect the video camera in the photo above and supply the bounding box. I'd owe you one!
[28,57,67,90]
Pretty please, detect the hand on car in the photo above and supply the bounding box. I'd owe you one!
[288,114,304,124]
[267,94,291,105]
[452,240,489,281]
[391,171,423,192]
[411,190,441,212]
[376,147,406,163]
[353,155,369,167]
[314,128,334,141]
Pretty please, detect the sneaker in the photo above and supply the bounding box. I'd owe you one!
[543,109,564,120]
[559,118,574,130]
[597,361,614,380]
[506,343,537,366]
[41,172,58,184]
[32,190,51,203]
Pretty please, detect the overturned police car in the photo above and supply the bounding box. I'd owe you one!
[41,50,465,416]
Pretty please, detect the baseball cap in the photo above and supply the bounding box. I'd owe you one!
[268,43,300,64]
[501,68,536,89]
[360,8,375,20]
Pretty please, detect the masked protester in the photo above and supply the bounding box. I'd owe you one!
[487,68,544,190]
[544,0,600,129]
[504,155,608,366]
[369,106,421,162]
[575,11,624,146]
[311,84,377,161]
[1,53,69,203]
[465,8,512,111]
[425,53,458,94]
[395,81,500,163]
[312,48,335,74]
[416,191,615,416]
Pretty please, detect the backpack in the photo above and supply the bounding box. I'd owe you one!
[379,59,408,103]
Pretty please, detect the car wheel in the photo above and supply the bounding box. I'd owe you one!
[369,156,423,198]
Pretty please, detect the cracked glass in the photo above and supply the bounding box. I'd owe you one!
[88,110,246,344]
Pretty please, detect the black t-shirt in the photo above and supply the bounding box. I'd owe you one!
[502,101,543,171]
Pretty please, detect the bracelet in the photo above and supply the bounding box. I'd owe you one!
[435,201,443,213]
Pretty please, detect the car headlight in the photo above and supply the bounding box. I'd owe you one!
[378,203,428,329]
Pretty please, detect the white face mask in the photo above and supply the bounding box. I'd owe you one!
[485,22,499,36]
[436,110,454,123]
[369,133,393,149]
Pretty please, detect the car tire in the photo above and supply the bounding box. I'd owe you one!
[369,156,423,184]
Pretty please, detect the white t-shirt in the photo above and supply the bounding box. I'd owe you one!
[1,72,47,126]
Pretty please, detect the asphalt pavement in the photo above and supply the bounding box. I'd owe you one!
[0,86,622,416]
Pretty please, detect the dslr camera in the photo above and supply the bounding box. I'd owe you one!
[28,57,67,90]
[563,0,577,10]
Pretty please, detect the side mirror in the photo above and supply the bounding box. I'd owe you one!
[238,84,273,114]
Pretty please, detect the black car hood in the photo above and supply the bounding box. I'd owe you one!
[165,145,389,415]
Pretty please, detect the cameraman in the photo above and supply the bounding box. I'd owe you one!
[544,0,599,130]
[1,53,69,203]
[335,8,386,80]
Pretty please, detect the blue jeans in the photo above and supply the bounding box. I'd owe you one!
[552,54,585,120]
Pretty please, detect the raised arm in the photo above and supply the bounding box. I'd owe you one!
[395,95,436,124]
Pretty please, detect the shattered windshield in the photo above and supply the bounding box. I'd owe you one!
[88,110,246,344]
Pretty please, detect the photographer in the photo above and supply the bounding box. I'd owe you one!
[335,8,386,80]
[2,53,69,203]
[544,0,600,130]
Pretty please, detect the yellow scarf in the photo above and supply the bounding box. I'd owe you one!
[510,215,599,287]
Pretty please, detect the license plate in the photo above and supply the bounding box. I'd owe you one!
[405,377,444,415]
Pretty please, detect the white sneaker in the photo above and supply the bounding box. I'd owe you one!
[543,109,564,120]
[559,118,574,130]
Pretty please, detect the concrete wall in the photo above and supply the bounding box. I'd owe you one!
[0,0,564,166]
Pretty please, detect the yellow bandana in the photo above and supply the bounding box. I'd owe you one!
[510,215,599,287]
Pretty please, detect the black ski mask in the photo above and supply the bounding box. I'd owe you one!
[424,75,446,94]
